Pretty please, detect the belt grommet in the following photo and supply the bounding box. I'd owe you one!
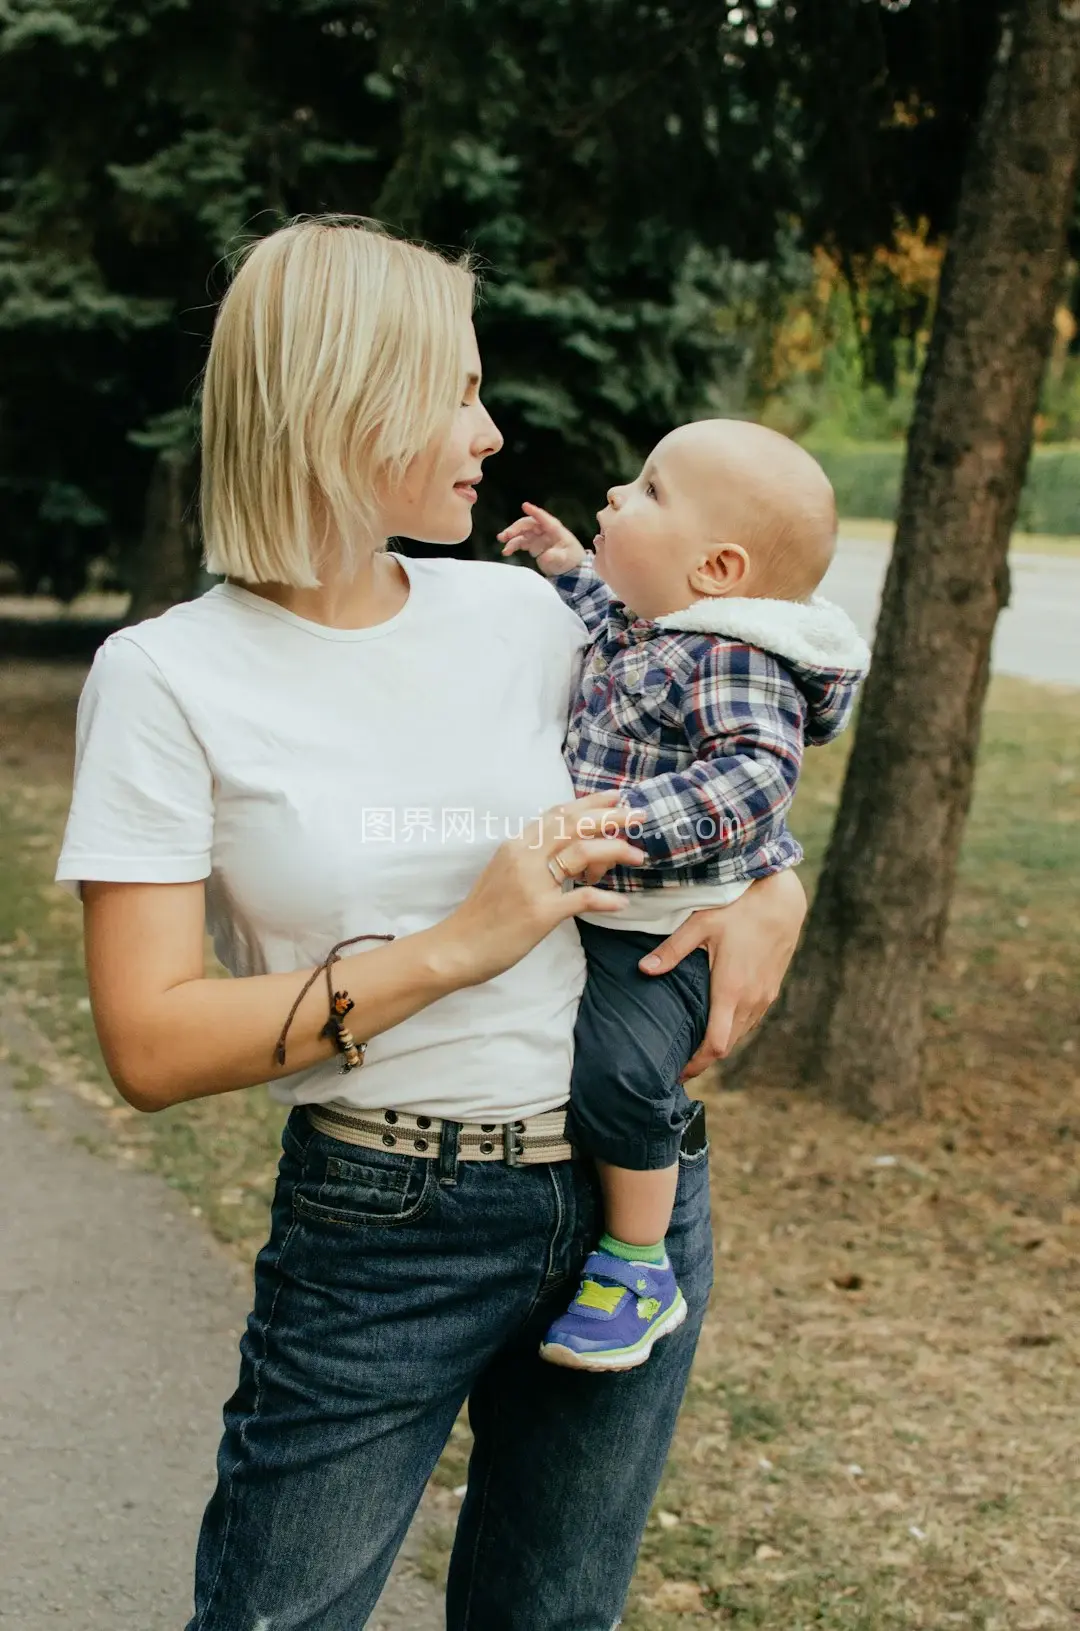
[479,1139,495,1154]
[382,1132,396,1147]
[480,1123,496,1133]
[414,1138,429,1152]
[416,1115,432,1129]
[384,1110,398,1125]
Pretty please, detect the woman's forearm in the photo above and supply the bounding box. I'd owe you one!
[89,910,464,1113]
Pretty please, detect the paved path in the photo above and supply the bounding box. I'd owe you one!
[824,537,1080,687]
[0,1012,442,1630]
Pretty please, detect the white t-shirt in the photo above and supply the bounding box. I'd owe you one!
[56,554,591,1123]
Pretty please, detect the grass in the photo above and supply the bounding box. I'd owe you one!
[1,657,1078,1628]
[838,516,1080,558]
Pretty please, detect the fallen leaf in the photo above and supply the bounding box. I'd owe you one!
[648,1579,706,1613]
[657,1510,680,1530]
[755,1544,783,1561]
[831,1273,864,1291]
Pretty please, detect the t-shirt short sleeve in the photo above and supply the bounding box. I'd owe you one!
[55,633,214,897]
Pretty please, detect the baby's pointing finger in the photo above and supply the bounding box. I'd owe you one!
[521,501,559,523]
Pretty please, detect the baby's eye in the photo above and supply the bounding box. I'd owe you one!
[645,481,657,499]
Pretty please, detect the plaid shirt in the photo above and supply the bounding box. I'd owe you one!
[552,557,865,894]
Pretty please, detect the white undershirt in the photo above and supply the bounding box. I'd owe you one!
[56,554,592,1123]
[575,878,751,935]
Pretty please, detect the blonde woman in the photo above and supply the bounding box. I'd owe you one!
[57,217,806,1630]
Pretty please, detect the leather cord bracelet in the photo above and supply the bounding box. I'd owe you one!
[274,934,396,1071]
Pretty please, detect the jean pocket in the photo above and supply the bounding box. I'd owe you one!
[293,1148,437,1229]
[677,1126,711,1171]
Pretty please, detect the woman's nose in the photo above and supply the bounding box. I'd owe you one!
[475,405,504,459]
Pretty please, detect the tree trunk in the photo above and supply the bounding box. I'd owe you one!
[737,0,1080,1120]
[125,447,200,623]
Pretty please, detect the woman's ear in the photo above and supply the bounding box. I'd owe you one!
[687,544,750,599]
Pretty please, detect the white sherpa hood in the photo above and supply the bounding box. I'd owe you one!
[654,593,871,675]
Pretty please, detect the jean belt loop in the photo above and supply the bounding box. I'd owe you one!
[503,1120,524,1167]
[437,1119,462,1187]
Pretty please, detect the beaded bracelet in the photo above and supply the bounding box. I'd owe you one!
[274,933,396,1072]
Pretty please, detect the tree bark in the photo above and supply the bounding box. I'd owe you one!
[125,447,200,623]
[737,0,1080,1119]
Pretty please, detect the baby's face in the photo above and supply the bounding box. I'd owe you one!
[592,420,835,618]
[593,425,736,620]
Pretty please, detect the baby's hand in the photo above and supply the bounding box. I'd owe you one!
[497,503,587,577]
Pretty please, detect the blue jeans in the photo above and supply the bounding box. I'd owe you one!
[567,922,711,1170]
[187,1104,713,1630]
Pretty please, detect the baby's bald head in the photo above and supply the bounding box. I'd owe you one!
[658,419,837,601]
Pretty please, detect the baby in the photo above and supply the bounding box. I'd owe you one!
[498,419,870,1372]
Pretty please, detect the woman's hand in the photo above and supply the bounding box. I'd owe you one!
[497,502,587,576]
[433,790,645,988]
[638,869,808,1079]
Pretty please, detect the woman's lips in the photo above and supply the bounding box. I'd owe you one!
[454,482,479,503]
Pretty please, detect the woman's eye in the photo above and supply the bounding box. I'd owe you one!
[645,481,657,498]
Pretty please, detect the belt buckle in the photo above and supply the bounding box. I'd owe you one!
[503,1121,525,1167]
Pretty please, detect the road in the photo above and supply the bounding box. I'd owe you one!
[824,537,1080,687]
[0,1006,442,1631]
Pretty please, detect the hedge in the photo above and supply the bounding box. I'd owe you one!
[810,442,1080,536]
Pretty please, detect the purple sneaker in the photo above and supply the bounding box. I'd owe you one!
[539,1249,687,1371]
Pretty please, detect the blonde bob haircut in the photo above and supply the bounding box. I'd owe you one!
[201,215,475,586]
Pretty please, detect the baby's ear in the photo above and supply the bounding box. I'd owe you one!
[689,544,749,598]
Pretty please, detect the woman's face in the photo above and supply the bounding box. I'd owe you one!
[381,322,503,544]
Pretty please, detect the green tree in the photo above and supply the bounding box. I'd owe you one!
[0,0,394,599]
[0,0,1011,597]
[376,1,812,552]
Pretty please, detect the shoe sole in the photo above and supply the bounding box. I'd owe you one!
[538,1291,688,1372]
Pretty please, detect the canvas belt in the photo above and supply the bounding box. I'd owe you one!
[306,1103,575,1167]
